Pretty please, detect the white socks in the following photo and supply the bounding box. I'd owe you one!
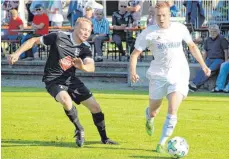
[159,114,177,145]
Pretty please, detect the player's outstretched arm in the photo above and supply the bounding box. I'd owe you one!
[187,41,211,77]
[72,57,95,72]
[8,37,41,65]
[129,49,142,83]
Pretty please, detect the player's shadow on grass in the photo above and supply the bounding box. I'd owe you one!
[84,145,153,152]
[2,139,157,153]
[1,139,101,148]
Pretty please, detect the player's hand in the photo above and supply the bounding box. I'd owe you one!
[72,58,85,70]
[202,66,211,77]
[130,73,140,83]
[8,53,19,65]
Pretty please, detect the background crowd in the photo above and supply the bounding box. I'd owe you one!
[1,0,229,93]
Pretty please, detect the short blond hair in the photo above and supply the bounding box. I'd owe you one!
[155,1,170,9]
[10,9,18,16]
[75,17,92,26]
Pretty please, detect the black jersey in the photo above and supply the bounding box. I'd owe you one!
[40,31,92,83]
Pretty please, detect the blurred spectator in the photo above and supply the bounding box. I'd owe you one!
[67,1,83,27]
[30,1,50,25]
[126,0,145,27]
[211,1,229,22]
[168,0,179,17]
[2,0,19,10]
[8,9,24,40]
[48,0,64,27]
[29,1,50,14]
[89,9,109,62]
[1,3,9,41]
[84,6,93,20]
[2,0,19,27]
[189,24,229,92]
[112,1,133,61]
[67,0,103,27]
[32,4,49,35]
[212,61,229,93]
[20,4,49,60]
[83,0,103,16]
[26,0,34,25]
[147,6,156,26]
[183,0,205,28]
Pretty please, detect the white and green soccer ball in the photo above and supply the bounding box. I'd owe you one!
[167,136,189,158]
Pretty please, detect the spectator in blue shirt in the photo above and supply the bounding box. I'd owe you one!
[212,61,229,93]
[89,9,109,62]
[189,24,229,92]
[168,0,179,17]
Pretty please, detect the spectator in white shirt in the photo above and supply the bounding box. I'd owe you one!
[48,0,64,27]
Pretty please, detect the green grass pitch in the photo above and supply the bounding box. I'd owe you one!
[2,87,229,159]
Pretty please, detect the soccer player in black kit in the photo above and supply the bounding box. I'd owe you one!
[9,17,117,147]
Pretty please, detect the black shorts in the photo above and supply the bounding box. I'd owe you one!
[45,78,93,105]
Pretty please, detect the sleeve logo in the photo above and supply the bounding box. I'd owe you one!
[59,56,73,71]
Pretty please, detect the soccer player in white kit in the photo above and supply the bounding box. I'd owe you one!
[130,2,211,152]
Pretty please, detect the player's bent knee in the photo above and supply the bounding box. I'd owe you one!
[91,102,101,113]
[56,93,72,108]
[86,99,101,113]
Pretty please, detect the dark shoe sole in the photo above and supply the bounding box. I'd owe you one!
[95,59,103,62]
[102,139,118,145]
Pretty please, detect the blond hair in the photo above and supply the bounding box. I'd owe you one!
[10,9,18,16]
[75,17,92,26]
[155,1,170,9]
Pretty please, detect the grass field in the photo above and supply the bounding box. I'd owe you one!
[2,87,229,159]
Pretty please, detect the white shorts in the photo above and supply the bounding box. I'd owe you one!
[149,79,189,100]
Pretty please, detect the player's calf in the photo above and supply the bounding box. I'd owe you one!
[64,106,85,146]
[92,112,118,145]
[145,107,155,136]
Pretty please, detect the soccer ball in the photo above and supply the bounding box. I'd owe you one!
[167,136,189,158]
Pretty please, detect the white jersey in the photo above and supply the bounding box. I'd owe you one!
[135,22,193,84]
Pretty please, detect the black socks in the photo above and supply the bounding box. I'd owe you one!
[65,107,108,141]
[64,106,84,131]
[92,112,108,141]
